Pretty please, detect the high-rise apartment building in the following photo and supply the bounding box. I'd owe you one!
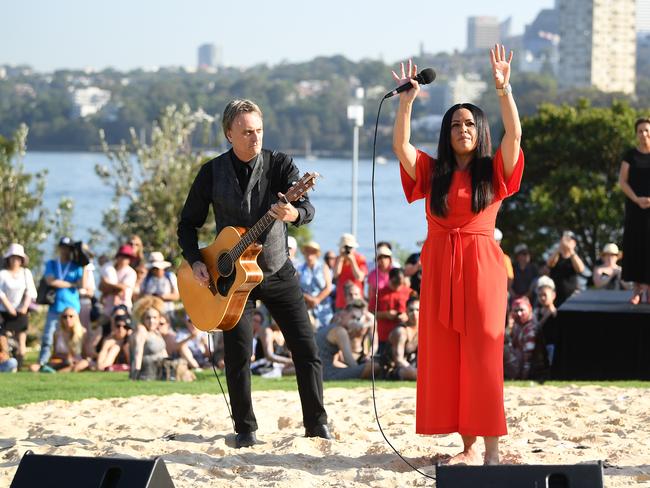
[467,17,500,51]
[198,43,223,70]
[638,0,650,33]
[558,0,636,94]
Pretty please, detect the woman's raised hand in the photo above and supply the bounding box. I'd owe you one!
[490,44,513,89]
[391,59,420,103]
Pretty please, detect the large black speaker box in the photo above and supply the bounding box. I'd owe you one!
[10,451,176,488]
[436,462,604,488]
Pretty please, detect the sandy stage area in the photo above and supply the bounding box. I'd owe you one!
[1,385,649,487]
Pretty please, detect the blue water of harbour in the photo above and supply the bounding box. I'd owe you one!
[23,152,426,260]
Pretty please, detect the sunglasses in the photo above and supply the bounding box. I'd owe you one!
[114,323,129,329]
[62,314,76,318]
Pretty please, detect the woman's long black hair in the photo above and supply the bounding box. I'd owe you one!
[430,103,494,217]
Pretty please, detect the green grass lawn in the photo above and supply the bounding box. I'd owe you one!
[0,370,648,408]
[0,370,413,408]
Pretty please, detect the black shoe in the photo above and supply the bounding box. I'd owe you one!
[235,431,257,448]
[305,424,332,440]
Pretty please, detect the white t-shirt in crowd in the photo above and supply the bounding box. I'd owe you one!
[101,264,137,313]
[0,268,37,310]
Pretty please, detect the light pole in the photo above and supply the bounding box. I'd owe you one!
[347,87,364,238]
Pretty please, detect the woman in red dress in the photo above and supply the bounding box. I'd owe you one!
[391,45,523,465]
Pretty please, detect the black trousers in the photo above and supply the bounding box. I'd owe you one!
[222,259,328,433]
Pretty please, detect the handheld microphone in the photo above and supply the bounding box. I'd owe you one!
[384,68,436,99]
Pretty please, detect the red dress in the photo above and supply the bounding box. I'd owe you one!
[401,147,524,437]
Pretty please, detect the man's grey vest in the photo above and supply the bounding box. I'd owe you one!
[211,149,288,275]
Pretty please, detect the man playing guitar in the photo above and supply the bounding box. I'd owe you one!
[177,99,330,448]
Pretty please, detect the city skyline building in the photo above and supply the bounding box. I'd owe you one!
[197,43,222,71]
[467,16,501,51]
[521,7,559,74]
[558,0,636,94]
[638,0,650,33]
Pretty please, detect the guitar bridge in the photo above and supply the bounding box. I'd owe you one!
[207,279,218,296]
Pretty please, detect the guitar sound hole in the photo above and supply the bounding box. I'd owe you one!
[217,253,234,277]
[217,273,235,298]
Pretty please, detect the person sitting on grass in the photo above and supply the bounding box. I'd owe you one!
[503,296,539,380]
[30,308,91,372]
[171,315,212,371]
[382,297,419,381]
[0,329,18,373]
[343,282,375,363]
[129,296,168,380]
[96,306,132,371]
[251,319,295,378]
[315,300,380,381]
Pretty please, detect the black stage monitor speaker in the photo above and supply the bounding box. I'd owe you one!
[436,462,604,488]
[11,451,176,488]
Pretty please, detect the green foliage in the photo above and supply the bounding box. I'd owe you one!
[95,104,215,261]
[287,224,313,250]
[50,197,75,242]
[498,100,638,267]
[0,124,49,268]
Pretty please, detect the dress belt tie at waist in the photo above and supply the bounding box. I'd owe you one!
[428,227,492,335]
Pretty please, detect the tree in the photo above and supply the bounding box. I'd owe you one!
[0,125,49,268]
[50,197,75,242]
[497,100,640,268]
[95,105,215,262]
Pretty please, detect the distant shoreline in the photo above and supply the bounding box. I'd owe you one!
[25,145,401,160]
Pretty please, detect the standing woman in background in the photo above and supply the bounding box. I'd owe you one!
[619,117,650,304]
[391,45,524,465]
[0,243,37,369]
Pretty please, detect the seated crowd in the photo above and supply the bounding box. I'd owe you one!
[0,229,632,384]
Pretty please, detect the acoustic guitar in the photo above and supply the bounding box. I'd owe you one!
[177,172,319,332]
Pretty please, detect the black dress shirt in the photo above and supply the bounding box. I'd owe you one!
[177,149,314,267]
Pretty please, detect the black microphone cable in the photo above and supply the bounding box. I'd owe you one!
[368,96,436,482]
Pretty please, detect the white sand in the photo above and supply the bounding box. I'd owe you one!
[1,385,649,487]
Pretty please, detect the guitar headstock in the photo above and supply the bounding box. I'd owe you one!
[284,172,320,203]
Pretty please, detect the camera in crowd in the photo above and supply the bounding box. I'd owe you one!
[342,245,353,256]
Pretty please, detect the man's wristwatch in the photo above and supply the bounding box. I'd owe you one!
[496,83,512,97]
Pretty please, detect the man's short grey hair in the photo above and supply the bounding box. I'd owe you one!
[222,99,263,140]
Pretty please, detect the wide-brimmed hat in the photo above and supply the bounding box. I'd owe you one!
[3,243,29,265]
[147,251,172,269]
[339,233,359,248]
[601,243,619,256]
[377,245,393,257]
[116,244,138,260]
[302,240,321,253]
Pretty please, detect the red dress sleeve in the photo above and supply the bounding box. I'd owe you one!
[493,146,524,200]
[400,149,434,203]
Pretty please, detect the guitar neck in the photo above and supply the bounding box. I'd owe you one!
[231,211,275,259]
[227,171,318,261]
